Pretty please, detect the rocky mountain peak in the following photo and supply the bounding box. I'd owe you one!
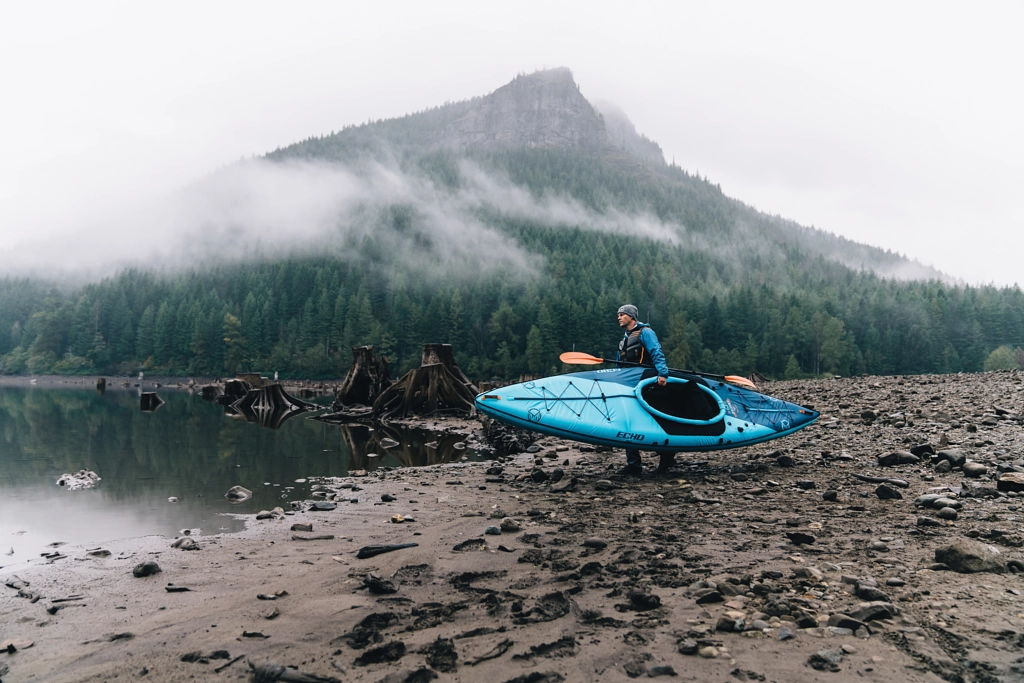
[428,68,606,153]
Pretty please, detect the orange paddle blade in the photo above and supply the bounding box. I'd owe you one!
[559,351,606,365]
[725,375,758,390]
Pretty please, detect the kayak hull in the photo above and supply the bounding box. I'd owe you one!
[475,367,818,453]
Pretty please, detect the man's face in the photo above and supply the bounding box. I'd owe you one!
[617,312,634,328]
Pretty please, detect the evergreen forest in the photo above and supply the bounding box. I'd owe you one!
[2,84,1023,381]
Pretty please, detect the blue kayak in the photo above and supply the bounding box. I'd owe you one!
[475,367,818,452]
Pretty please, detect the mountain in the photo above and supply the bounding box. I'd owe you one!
[268,68,945,283]
[1,68,1022,381]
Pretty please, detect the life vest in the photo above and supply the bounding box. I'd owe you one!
[619,325,652,367]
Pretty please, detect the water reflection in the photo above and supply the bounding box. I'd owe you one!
[0,381,485,572]
[341,423,471,471]
[226,384,318,430]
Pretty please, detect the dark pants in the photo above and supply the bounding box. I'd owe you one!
[625,448,643,468]
[626,449,677,469]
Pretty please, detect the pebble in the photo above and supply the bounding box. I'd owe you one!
[936,507,958,521]
[582,537,608,549]
[869,541,889,552]
[796,480,816,490]
[648,665,677,677]
[785,532,815,545]
[499,518,520,532]
[776,454,794,467]
[485,526,501,535]
[885,577,905,587]
[677,639,699,655]
[698,646,719,659]
[934,460,952,473]
[822,490,838,501]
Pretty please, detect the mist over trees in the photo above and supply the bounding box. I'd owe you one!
[1,170,1022,381]
[2,69,1021,380]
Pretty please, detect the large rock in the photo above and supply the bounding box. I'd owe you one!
[962,462,988,478]
[934,540,1007,574]
[846,601,898,622]
[997,472,1024,492]
[56,470,101,490]
[935,450,966,468]
[225,485,253,503]
[878,451,919,466]
[875,484,903,500]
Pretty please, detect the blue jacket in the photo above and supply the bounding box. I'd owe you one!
[616,322,669,378]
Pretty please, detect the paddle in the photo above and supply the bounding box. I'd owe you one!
[559,351,758,391]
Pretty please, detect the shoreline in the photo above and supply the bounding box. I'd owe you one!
[2,372,1023,682]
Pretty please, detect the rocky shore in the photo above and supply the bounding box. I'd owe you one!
[2,371,1024,682]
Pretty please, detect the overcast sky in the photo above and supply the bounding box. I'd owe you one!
[1,1,1021,286]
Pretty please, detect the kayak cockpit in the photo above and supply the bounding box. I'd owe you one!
[634,376,725,425]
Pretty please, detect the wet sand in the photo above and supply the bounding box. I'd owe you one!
[2,372,1024,682]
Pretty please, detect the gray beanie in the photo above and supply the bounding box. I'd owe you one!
[617,304,639,320]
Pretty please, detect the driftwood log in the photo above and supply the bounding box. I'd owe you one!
[332,346,392,411]
[372,344,478,419]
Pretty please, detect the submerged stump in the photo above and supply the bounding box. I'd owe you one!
[373,344,478,419]
[140,392,164,412]
[231,384,320,429]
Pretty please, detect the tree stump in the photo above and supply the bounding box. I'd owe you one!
[373,344,479,419]
[231,384,320,429]
[333,346,393,411]
[140,392,164,412]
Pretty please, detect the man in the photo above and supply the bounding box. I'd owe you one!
[615,304,677,475]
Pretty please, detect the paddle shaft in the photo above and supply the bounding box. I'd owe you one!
[587,355,733,383]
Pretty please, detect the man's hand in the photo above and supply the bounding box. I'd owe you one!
[657,376,667,387]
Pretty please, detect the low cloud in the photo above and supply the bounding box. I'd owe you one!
[0,156,700,284]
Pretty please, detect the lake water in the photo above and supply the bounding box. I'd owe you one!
[0,380,483,573]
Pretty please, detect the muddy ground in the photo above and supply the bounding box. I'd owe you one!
[2,371,1023,683]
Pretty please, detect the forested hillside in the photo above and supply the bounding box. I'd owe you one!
[1,69,1022,379]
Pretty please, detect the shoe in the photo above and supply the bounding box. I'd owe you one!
[616,464,643,476]
[656,455,677,474]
